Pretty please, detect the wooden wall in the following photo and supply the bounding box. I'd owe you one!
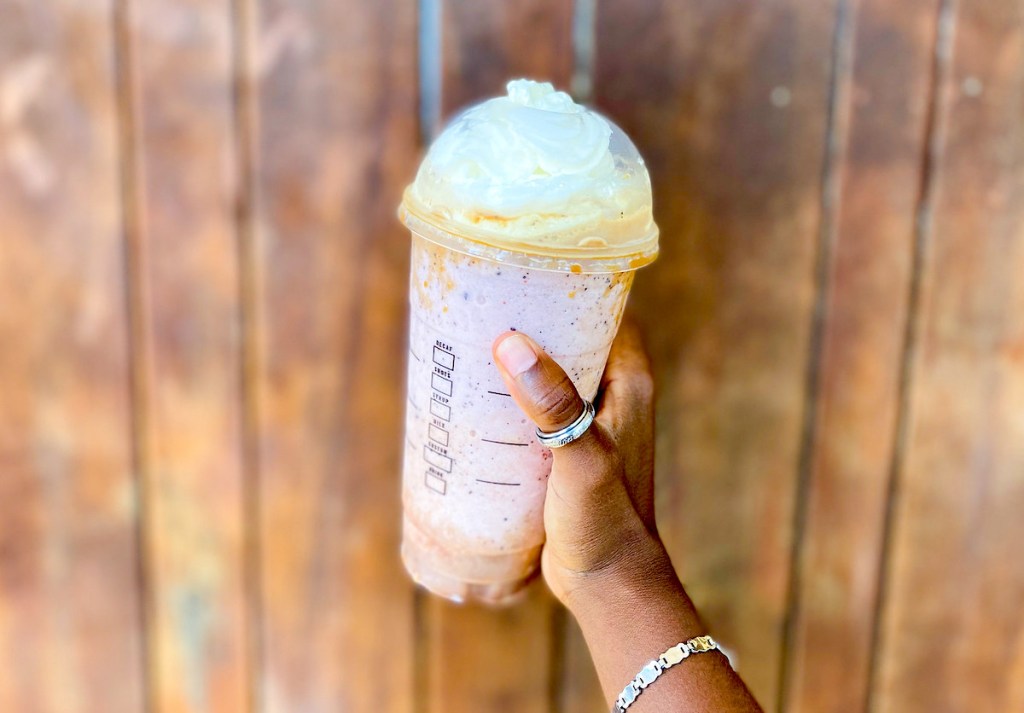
[1,0,1022,711]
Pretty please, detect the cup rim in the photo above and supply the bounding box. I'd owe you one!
[398,199,659,275]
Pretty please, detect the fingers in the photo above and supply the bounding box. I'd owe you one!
[604,318,652,386]
[493,332,590,435]
[599,318,655,429]
[597,319,658,531]
[491,328,655,530]
[493,330,622,518]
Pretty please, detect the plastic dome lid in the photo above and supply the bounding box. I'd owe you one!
[401,80,658,273]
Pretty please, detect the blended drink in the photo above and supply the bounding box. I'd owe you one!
[399,80,659,604]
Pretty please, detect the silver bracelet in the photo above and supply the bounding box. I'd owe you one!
[612,635,720,712]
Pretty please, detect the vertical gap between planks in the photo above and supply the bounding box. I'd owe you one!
[550,4,598,708]
[112,0,155,710]
[414,0,442,707]
[412,589,429,713]
[863,1,958,710]
[777,0,855,709]
[419,0,442,143]
[231,0,264,710]
[549,1,599,708]
[571,0,596,103]
[548,603,567,712]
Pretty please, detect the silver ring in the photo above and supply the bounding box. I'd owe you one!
[535,400,596,448]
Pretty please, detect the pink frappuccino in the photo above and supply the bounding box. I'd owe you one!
[399,80,658,604]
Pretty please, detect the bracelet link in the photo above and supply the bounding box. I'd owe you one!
[635,661,662,689]
[613,635,722,712]
[617,684,638,709]
[689,635,716,654]
[659,643,687,667]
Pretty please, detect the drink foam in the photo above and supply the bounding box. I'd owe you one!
[404,79,658,260]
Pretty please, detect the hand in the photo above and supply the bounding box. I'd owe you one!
[494,322,763,711]
[492,320,676,607]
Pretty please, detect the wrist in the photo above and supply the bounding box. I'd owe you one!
[557,533,715,708]
[559,531,689,624]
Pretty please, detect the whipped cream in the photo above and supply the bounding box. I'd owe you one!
[403,79,657,259]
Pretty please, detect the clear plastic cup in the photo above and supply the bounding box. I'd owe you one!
[398,85,658,604]
[399,207,652,605]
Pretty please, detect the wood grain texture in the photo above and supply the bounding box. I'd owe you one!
[250,0,418,710]
[423,586,556,713]
[124,0,249,710]
[873,2,1024,711]
[440,0,574,120]
[560,617,606,713]
[0,1,144,711]
[3,3,1024,711]
[783,1,940,711]
[418,2,575,711]
[594,1,837,707]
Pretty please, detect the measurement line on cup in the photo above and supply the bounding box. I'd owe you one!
[480,438,530,447]
[487,390,512,397]
[475,479,521,486]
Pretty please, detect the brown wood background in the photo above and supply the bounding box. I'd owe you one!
[1,0,1022,711]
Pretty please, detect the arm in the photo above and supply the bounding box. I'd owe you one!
[492,322,762,712]
[566,538,759,712]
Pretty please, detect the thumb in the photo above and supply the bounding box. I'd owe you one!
[492,332,597,450]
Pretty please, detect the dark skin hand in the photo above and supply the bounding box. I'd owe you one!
[493,320,763,712]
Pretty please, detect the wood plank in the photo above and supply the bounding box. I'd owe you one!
[424,586,556,713]
[873,2,1024,711]
[420,2,574,711]
[250,0,418,710]
[594,1,838,708]
[0,2,145,712]
[560,617,605,713]
[440,0,574,118]
[124,0,250,710]
[783,1,940,711]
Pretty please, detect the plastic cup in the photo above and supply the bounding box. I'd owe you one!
[399,207,649,605]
